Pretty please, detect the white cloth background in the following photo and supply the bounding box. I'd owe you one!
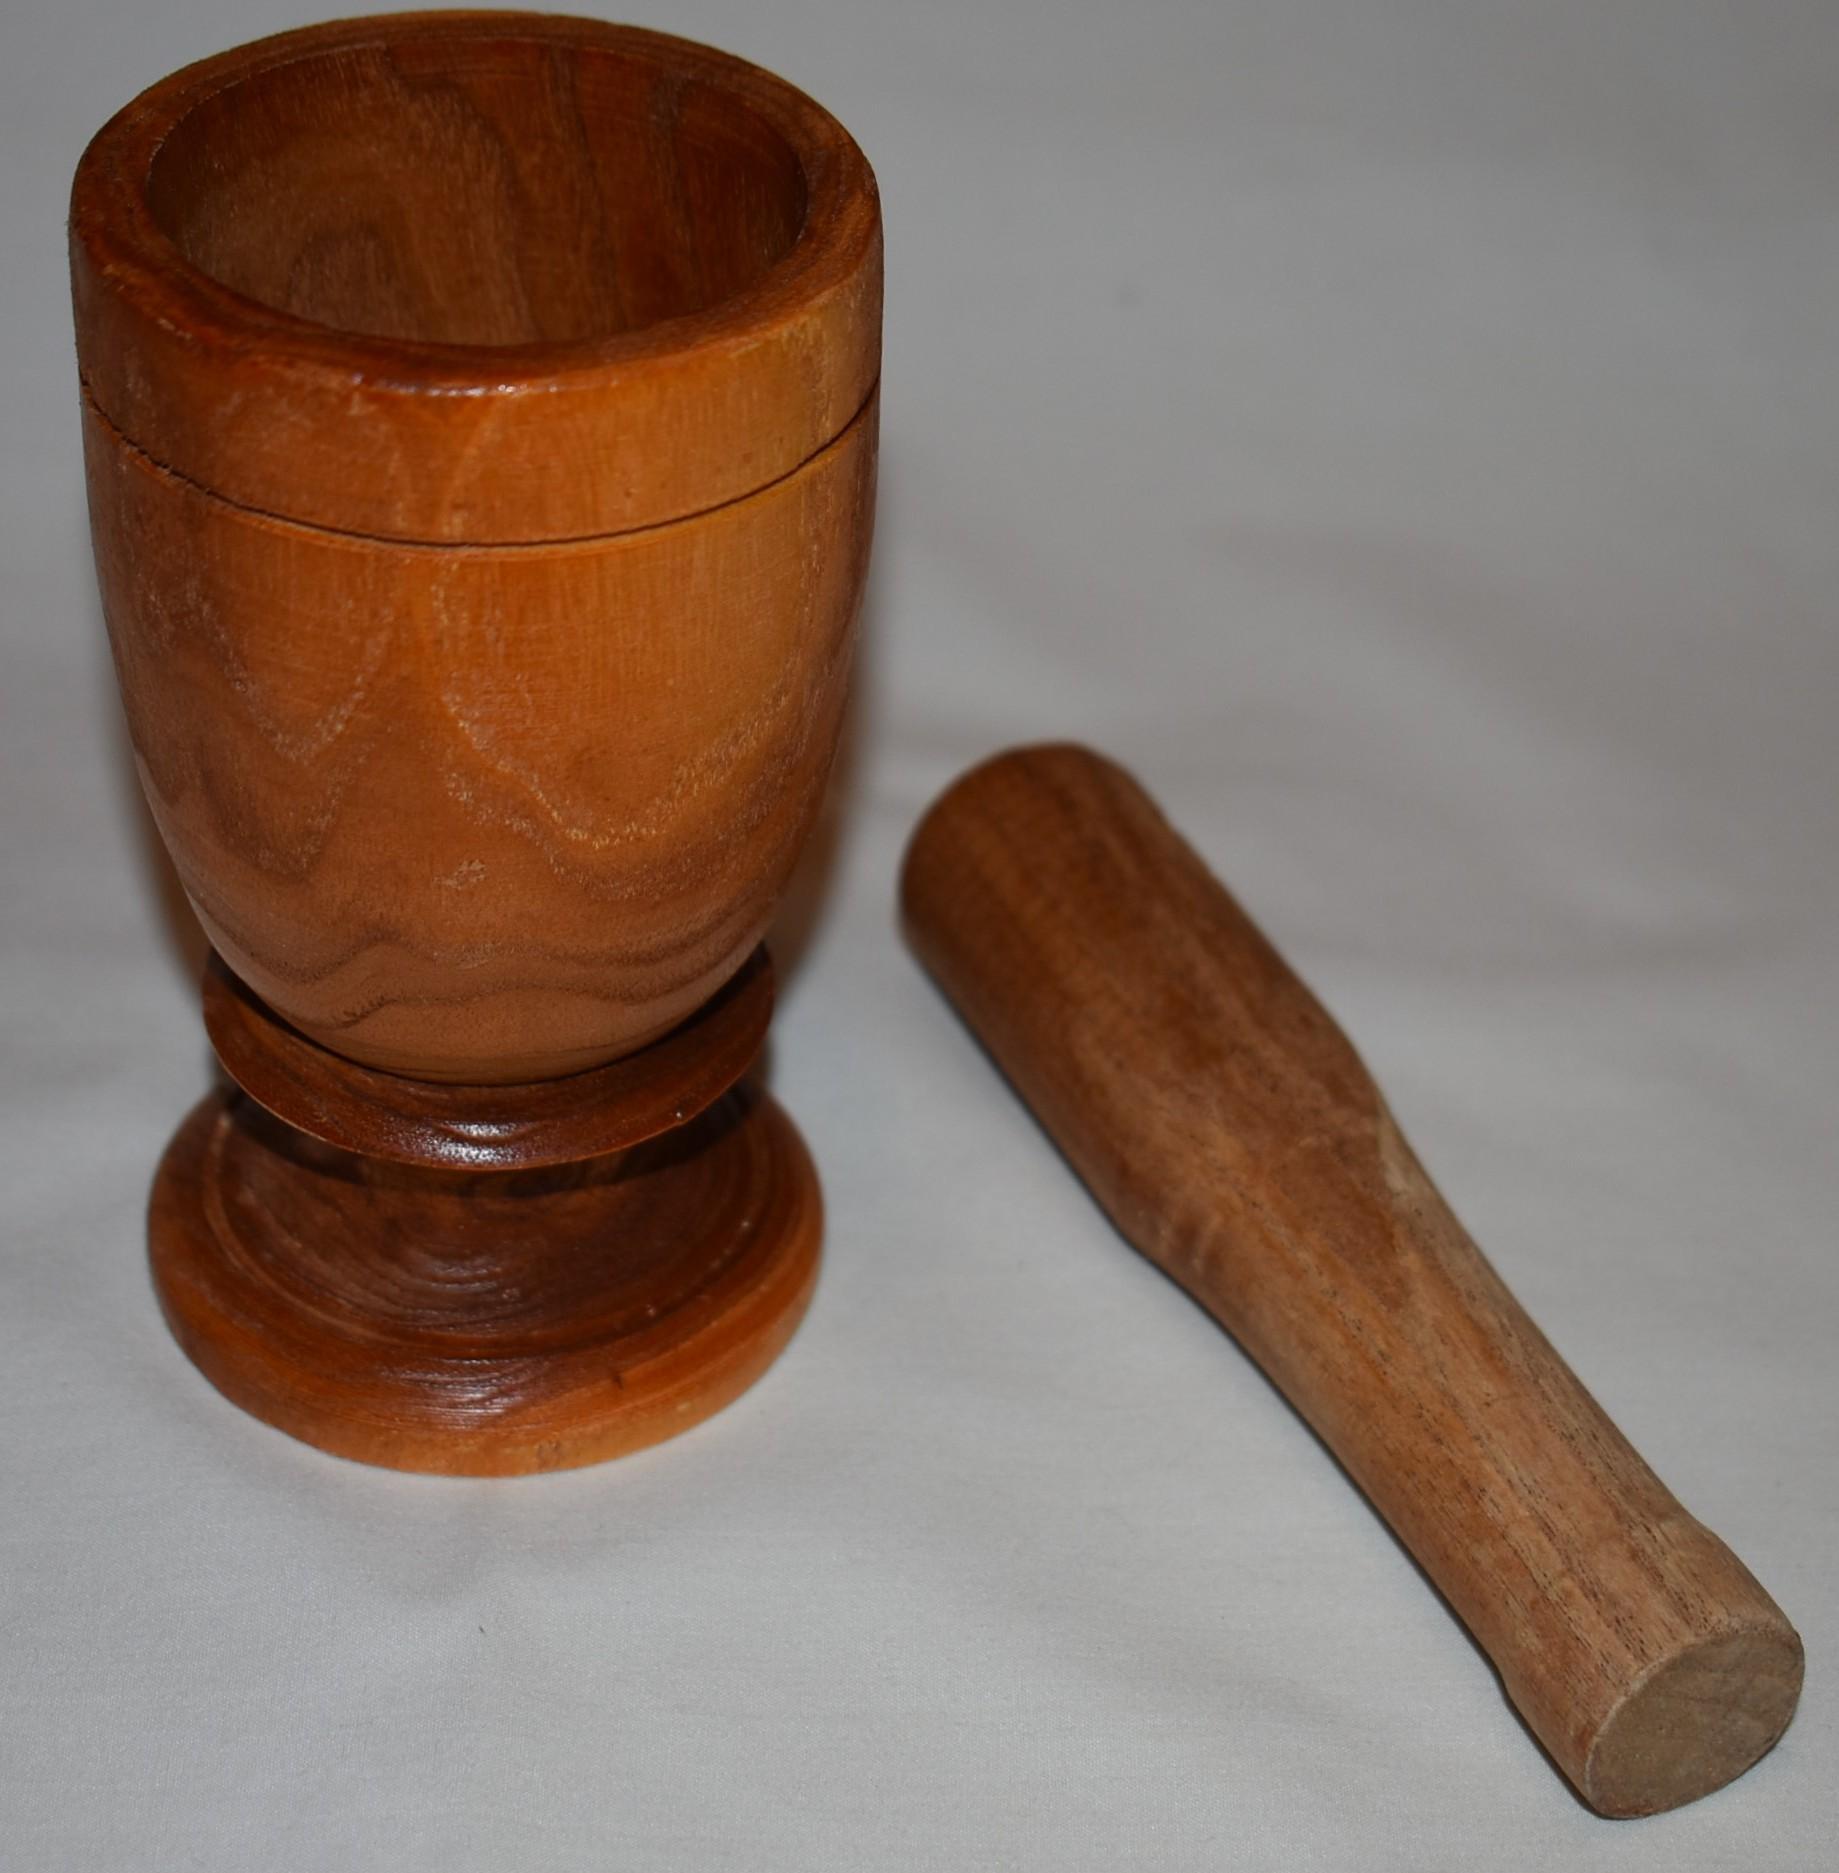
[2,1,1833,1865]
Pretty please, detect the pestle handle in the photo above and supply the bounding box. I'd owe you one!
[900,743,1801,1817]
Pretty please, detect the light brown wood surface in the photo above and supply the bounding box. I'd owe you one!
[82,387,874,1080]
[70,11,881,542]
[72,13,877,1470]
[73,11,880,1083]
[901,743,1801,1817]
[201,945,776,1172]
[152,1079,821,1477]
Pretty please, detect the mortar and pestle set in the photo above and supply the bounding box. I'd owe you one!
[72,11,1799,1818]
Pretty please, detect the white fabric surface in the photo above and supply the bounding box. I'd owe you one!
[2,1,1833,1864]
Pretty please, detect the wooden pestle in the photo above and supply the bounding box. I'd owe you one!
[900,743,1801,1817]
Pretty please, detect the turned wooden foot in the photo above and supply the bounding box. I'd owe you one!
[148,951,820,1475]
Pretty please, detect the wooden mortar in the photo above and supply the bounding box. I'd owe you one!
[72,12,880,1472]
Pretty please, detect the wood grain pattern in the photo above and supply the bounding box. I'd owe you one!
[901,744,1801,1816]
[151,1082,821,1476]
[73,12,880,1082]
[83,388,873,1080]
[202,946,774,1172]
[70,12,881,542]
[74,15,873,1471]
